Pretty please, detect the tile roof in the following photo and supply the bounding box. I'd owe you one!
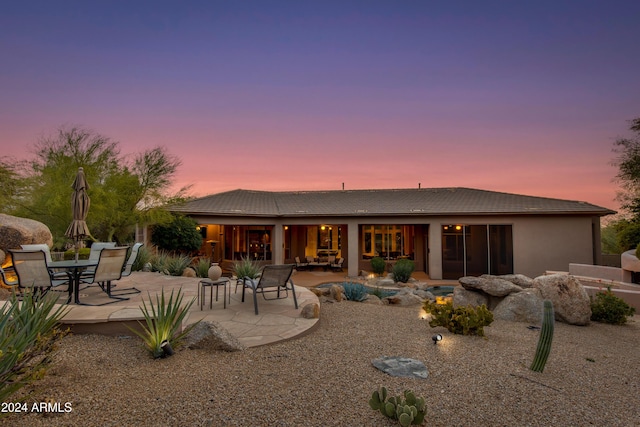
[170,188,615,217]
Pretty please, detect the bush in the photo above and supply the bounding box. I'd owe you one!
[194,258,211,278]
[233,257,262,280]
[371,257,386,276]
[369,386,427,426]
[63,247,90,260]
[342,282,368,302]
[590,287,636,325]
[423,301,494,336]
[0,291,69,402]
[149,251,193,276]
[392,259,414,283]
[126,288,199,359]
[151,215,203,253]
[132,245,151,271]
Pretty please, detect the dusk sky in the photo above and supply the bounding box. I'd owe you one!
[2,1,639,212]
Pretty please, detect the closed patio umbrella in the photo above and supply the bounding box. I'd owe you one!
[65,167,91,262]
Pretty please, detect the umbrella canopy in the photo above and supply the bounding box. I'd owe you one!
[65,167,91,258]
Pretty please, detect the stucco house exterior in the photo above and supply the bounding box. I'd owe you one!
[170,187,614,279]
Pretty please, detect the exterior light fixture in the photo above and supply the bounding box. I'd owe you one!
[432,334,443,344]
[455,225,462,231]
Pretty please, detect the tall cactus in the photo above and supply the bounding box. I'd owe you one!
[530,300,555,372]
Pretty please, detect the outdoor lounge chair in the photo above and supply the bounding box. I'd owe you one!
[9,249,69,297]
[330,257,345,272]
[294,256,308,271]
[80,246,131,305]
[241,264,298,315]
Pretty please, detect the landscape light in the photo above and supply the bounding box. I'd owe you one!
[432,334,443,345]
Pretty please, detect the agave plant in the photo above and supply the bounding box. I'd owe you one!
[0,291,69,401]
[232,257,262,281]
[194,257,211,278]
[127,288,199,358]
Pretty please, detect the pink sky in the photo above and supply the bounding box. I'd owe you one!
[2,1,639,213]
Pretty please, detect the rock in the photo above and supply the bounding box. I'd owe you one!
[377,278,396,287]
[493,288,544,323]
[363,294,383,305]
[496,274,534,288]
[458,276,485,290]
[329,284,344,302]
[532,274,591,325]
[183,321,245,352]
[182,267,196,277]
[309,287,328,297]
[384,288,423,306]
[453,286,489,308]
[301,303,319,319]
[0,214,53,254]
[372,356,428,379]
[459,275,522,297]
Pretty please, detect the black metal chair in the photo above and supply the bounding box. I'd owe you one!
[241,264,298,315]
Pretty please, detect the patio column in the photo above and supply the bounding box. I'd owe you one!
[429,224,443,279]
[273,223,283,264]
[347,221,359,277]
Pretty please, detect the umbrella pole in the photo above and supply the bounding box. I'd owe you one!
[75,239,80,262]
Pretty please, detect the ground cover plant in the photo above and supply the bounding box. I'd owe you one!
[0,291,68,404]
[590,286,636,325]
[233,257,262,281]
[371,257,386,276]
[341,282,368,301]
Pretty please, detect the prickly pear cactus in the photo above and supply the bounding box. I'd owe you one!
[369,387,427,425]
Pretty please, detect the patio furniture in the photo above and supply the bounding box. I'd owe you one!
[241,264,298,315]
[294,256,309,271]
[48,258,99,304]
[21,243,68,280]
[9,250,69,297]
[198,277,230,310]
[121,243,143,277]
[330,257,345,272]
[80,246,130,305]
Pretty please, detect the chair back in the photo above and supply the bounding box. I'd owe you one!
[256,264,295,289]
[122,243,143,276]
[10,250,52,288]
[93,247,128,282]
[20,244,54,263]
[88,242,117,262]
[0,265,18,287]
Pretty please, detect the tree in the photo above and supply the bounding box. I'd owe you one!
[0,157,26,213]
[612,117,640,216]
[13,126,189,246]
[151,215,203,253]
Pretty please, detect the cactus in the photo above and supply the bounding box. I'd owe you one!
[530,300,555,372]
[369,387,427,425]
[368,386,387,411]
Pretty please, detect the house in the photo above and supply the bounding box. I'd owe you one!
[170,187,614,279]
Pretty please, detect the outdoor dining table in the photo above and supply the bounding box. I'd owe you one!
[48,259,98,304]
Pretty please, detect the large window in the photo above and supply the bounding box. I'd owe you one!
[361,225,415,260]
[441,224,513,279]
[224,225,273,260]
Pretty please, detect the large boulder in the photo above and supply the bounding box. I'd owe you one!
[383,288,423,306]
[183,321,245,352]
[459,275,523,297]
[532,274,591,325]
[493,288,544,323]
[482,274,534,288]
[0,214,53,262]
[453,286,489,308]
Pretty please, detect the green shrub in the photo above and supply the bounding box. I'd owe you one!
[423,301,494,336]
[392,259,415,283]
[636,242,640,261]
[132,245,151,271]
[151,215,203,253]
[0,291,69,402]
[126,288,199,359]
[164,254,193,276]
[590,287,636,325]
[233,257,262,281]
[63,247,90,260]
[342,282,368,302]
[194,258,211,278]
[371,257,386,276]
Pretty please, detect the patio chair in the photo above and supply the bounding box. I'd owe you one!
[294,256,309,271]
[20,243,68,280]
[80,242,118,281]
[121,243,143,277]
[241,264,298,315]
[81,246,131,305]
[9,249,69,297]
[330,257,345,272]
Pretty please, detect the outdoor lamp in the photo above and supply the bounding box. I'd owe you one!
[432,334,443,345]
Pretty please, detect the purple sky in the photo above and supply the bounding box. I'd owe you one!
[2,1,639,212]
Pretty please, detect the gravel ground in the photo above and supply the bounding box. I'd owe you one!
[2,302,639,427]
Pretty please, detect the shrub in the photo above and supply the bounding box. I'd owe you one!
[371,257,386,276]
[63,247,90,260]
[392,259,414,283]
[164,254,193,276]
[342,282,368,302]
[590,287,636,325]
[423,301,494,336]
[132,245,151,271]
[126,288,199,359]
[194,258,211,278]
[0,291,69,402]
[233,257,262,281]
[151,215,203,253]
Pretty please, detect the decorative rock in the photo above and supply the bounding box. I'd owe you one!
[301,303,320,319]
[459,275,522,297]
[329,284,344,302]
[372,356,428,379]
[453,286,489,308]
[532,274,591,325]
[182,267,196,277]
[383,288,423,306]
[183,321,245,352]
[493,288,544,323]
[363,294,383,305]
[495,274,534,288]
[0,214,53,254]
[309,287,328,297]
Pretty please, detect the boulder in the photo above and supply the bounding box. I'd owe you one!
[532,274,591,325]
[453,286,489,308]
[329,284,344,302]
[497,274,534,288]
[383,288,423,306]
[0,214,53,255]
[301,303,320,319]
[183,321,245,352]
[493,288,544,323]
[460,275,522,297]
[372,356,428,379]
[182,267,196,278]
[363,294,383,305]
